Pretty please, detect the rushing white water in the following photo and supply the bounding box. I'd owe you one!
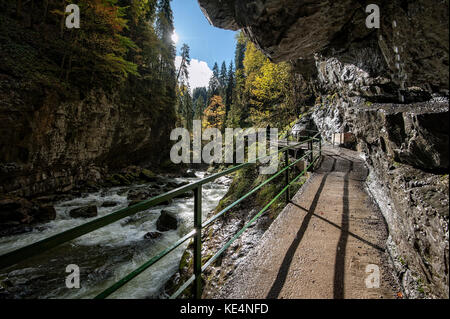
[0,171,231,299]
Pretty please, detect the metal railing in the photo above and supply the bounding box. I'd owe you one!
[0,132,322,299]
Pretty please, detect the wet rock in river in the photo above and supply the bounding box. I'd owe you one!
[156,210,178,232]
[144,232,163,240]
[69,205,98,219]
[35,205,56,222]
[166,181,189,189]
[0,222,33,237]
[139,169,159,182]
[182,170,197,178]
[127,188,160,201]
[173,191,193,199]
[101,201,119,208]
[0,196,56,233]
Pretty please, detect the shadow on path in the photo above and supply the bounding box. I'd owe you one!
[333,159,353,299]
[266,158,336,299]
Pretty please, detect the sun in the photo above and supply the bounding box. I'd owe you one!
[171,31,179,44]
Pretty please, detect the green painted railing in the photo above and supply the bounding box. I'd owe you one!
[0,132,322,299]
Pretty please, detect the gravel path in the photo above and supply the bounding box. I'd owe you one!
[212,146,399,299]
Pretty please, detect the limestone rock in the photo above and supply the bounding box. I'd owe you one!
[199,0,449,92]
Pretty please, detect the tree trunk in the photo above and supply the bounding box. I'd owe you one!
[29,0,34,28]
[43,0,49,24]
[16,0,22,19]
[60,0,65,38]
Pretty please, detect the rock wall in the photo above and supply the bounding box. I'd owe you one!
[199,0,449,298]
[0,78,175,199]
[199,0,448,93]
[350,102,448,299]
[313,95,449,298]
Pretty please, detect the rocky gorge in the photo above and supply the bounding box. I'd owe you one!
[196,0,449,299]
[0,0,178,236]
[0,0,448,300]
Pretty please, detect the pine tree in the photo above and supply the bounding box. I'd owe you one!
[177,43,191,85]
[225,61,235,118]
[208,62,220,97]
[235,32,247,71]
[219,61,228,94]
[156,0,175,78]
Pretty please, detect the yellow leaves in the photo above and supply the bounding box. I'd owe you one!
[250,61,290,104]
[243,42,267,77]
[50,9,65,17]
[203,95,226,129]
[240,41,293,127]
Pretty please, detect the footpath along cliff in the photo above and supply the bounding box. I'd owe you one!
[194,0,448,299]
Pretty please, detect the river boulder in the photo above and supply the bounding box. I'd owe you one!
[69,206,98,219]
[101,201,119,208]
[156,210,178,232]
[182,170,197,178]
[0,196,56,225]
[127,188,161,201]
[144,231,163,240]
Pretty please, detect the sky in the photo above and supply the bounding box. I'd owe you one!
[172,0,237,90]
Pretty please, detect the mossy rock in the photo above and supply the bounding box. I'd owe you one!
[139,169,158,182]
[161,160,179,170]
[105,174,132,186]
[179,249,193,272]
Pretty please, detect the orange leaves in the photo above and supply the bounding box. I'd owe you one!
[85,0,127,32]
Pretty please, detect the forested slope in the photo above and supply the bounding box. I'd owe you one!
[0,0,177,198]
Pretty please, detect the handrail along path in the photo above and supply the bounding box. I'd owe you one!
[0,132,323,299]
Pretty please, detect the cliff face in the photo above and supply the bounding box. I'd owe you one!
[0,83,174,198]
[0,2,177,200]
[199,0,449,298]
[199,0,448,93]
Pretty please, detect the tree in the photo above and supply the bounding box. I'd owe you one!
[203,95,226,130]
[177,43,191,85]
[177,85,194,130]
[193,87,208,103]
[235,32,247,71]
[156,0,175,78]
[225,61,234,117]
[241,41,293,127]
[193,86,208,120]
[227,32,249,128]
[16,0,22,19]
[219,61,228,94]
[194,94,206,121]
[208,62,220,97]
[51,0,140,87]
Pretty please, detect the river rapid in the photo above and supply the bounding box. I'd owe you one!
[0,171,231,299]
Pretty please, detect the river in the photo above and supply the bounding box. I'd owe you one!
[0,171,231,299]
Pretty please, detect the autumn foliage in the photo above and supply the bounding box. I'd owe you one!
[203,95,226,129]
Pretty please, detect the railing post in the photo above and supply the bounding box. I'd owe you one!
[309,140,313,163]
[319,136,322,157]
[193,185,202,299]
[285,150,290,203]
